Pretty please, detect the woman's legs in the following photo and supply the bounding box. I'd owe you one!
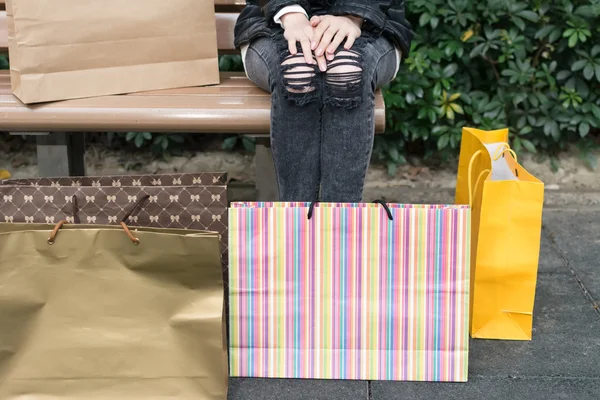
[244,38,322,202]
[320,37,398,202]
[244,36,398,202]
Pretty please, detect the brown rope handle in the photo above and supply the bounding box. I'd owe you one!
[71,195,81,224]
[47,220,68,244]
[48,220,140,245]
[120,195,150,223]
[48,194,150,245]
[120,221,140,245]
[47,216,143,246]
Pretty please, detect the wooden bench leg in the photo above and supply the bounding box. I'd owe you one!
[255,137,279,201]
[35,133,86,177]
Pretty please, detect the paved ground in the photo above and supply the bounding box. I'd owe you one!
[228,199,600,399]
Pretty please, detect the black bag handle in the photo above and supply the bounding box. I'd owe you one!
[307,200,393,221]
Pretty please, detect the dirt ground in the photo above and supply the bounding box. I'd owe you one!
[1,140,598,192]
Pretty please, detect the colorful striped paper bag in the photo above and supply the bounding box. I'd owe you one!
[229,202,471,382]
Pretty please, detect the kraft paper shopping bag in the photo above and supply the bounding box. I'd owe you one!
[6,0,220,103]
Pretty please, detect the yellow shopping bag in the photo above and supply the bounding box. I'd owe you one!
[455,127,544,340]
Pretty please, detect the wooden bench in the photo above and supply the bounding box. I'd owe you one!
[0,1,386,200]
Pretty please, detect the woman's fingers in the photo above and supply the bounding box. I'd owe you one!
[311,19,330,50]
[316,54,327,72]
[310,16,321,27]
[316,27,336,57]
[300,39,314,64]
[288,39,297,55]
[344,33,357,50]
[327,31,347,58]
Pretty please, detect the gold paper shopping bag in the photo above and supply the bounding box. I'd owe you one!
[456,127,544,340]
[6,0,220,104]
[0,222,227,399]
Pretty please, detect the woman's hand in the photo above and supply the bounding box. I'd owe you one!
[310,15,362,60]
[281,13,316,65]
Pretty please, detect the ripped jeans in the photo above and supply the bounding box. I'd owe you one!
[243,35,398,202]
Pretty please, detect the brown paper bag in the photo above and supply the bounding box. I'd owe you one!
[6,0,220,104]
[0,172,230,277]
[0,222,227,399]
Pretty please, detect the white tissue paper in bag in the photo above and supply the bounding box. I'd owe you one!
[484,143,519,181]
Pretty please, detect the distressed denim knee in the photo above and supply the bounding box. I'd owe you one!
[280,53,320,107]
[278,44,366,109]
[323,49,364,109]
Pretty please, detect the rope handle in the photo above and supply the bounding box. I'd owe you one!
[492,142,518,162]
[47,220,141,245]
[467,150,491,207]
[48,195,150,245]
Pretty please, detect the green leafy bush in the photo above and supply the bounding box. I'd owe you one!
[379,0,600,171]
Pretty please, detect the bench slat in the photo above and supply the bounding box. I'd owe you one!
[0,71,386,134]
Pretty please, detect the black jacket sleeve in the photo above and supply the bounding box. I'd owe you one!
[329,0,413,57]
[263,0,312,27]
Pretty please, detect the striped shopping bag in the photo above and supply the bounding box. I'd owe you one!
[229,202,471,382]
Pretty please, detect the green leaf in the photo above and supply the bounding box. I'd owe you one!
[548,29,561,43]
[568,34,578,48]
[419,13,431,26]
[387,161,397,176]
[556,70,571,80]
[583,64,595,80]
[579,122,590,137]
[575,5,595,17]
[221,136,238,150]
[592,104,600,120]
[450,103,464,114]
[535,25,554,39]
[512,16,525,31]
[427,109,437,123]
[449,92,461,101]
[169,135,185,144]
[142,132,152,140]
[512,136,522,152]
[583,153,598,171]
[521,126,533,135]
[521,139,537,154]
[443,63,458,77]
[516,10,539,22]
[551,122,560,141]
[388,146,400,162]
[242,136,256,152]
[126,132,137,141]
[218,57,232,71]
[437,134,450,150]
[433,83,443,98]
[134,134,144,148]
[571,60,587,72]
[550,156,560,172]
[595,65,600,82]
[161,137,169,150]
[430,16,440,29]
